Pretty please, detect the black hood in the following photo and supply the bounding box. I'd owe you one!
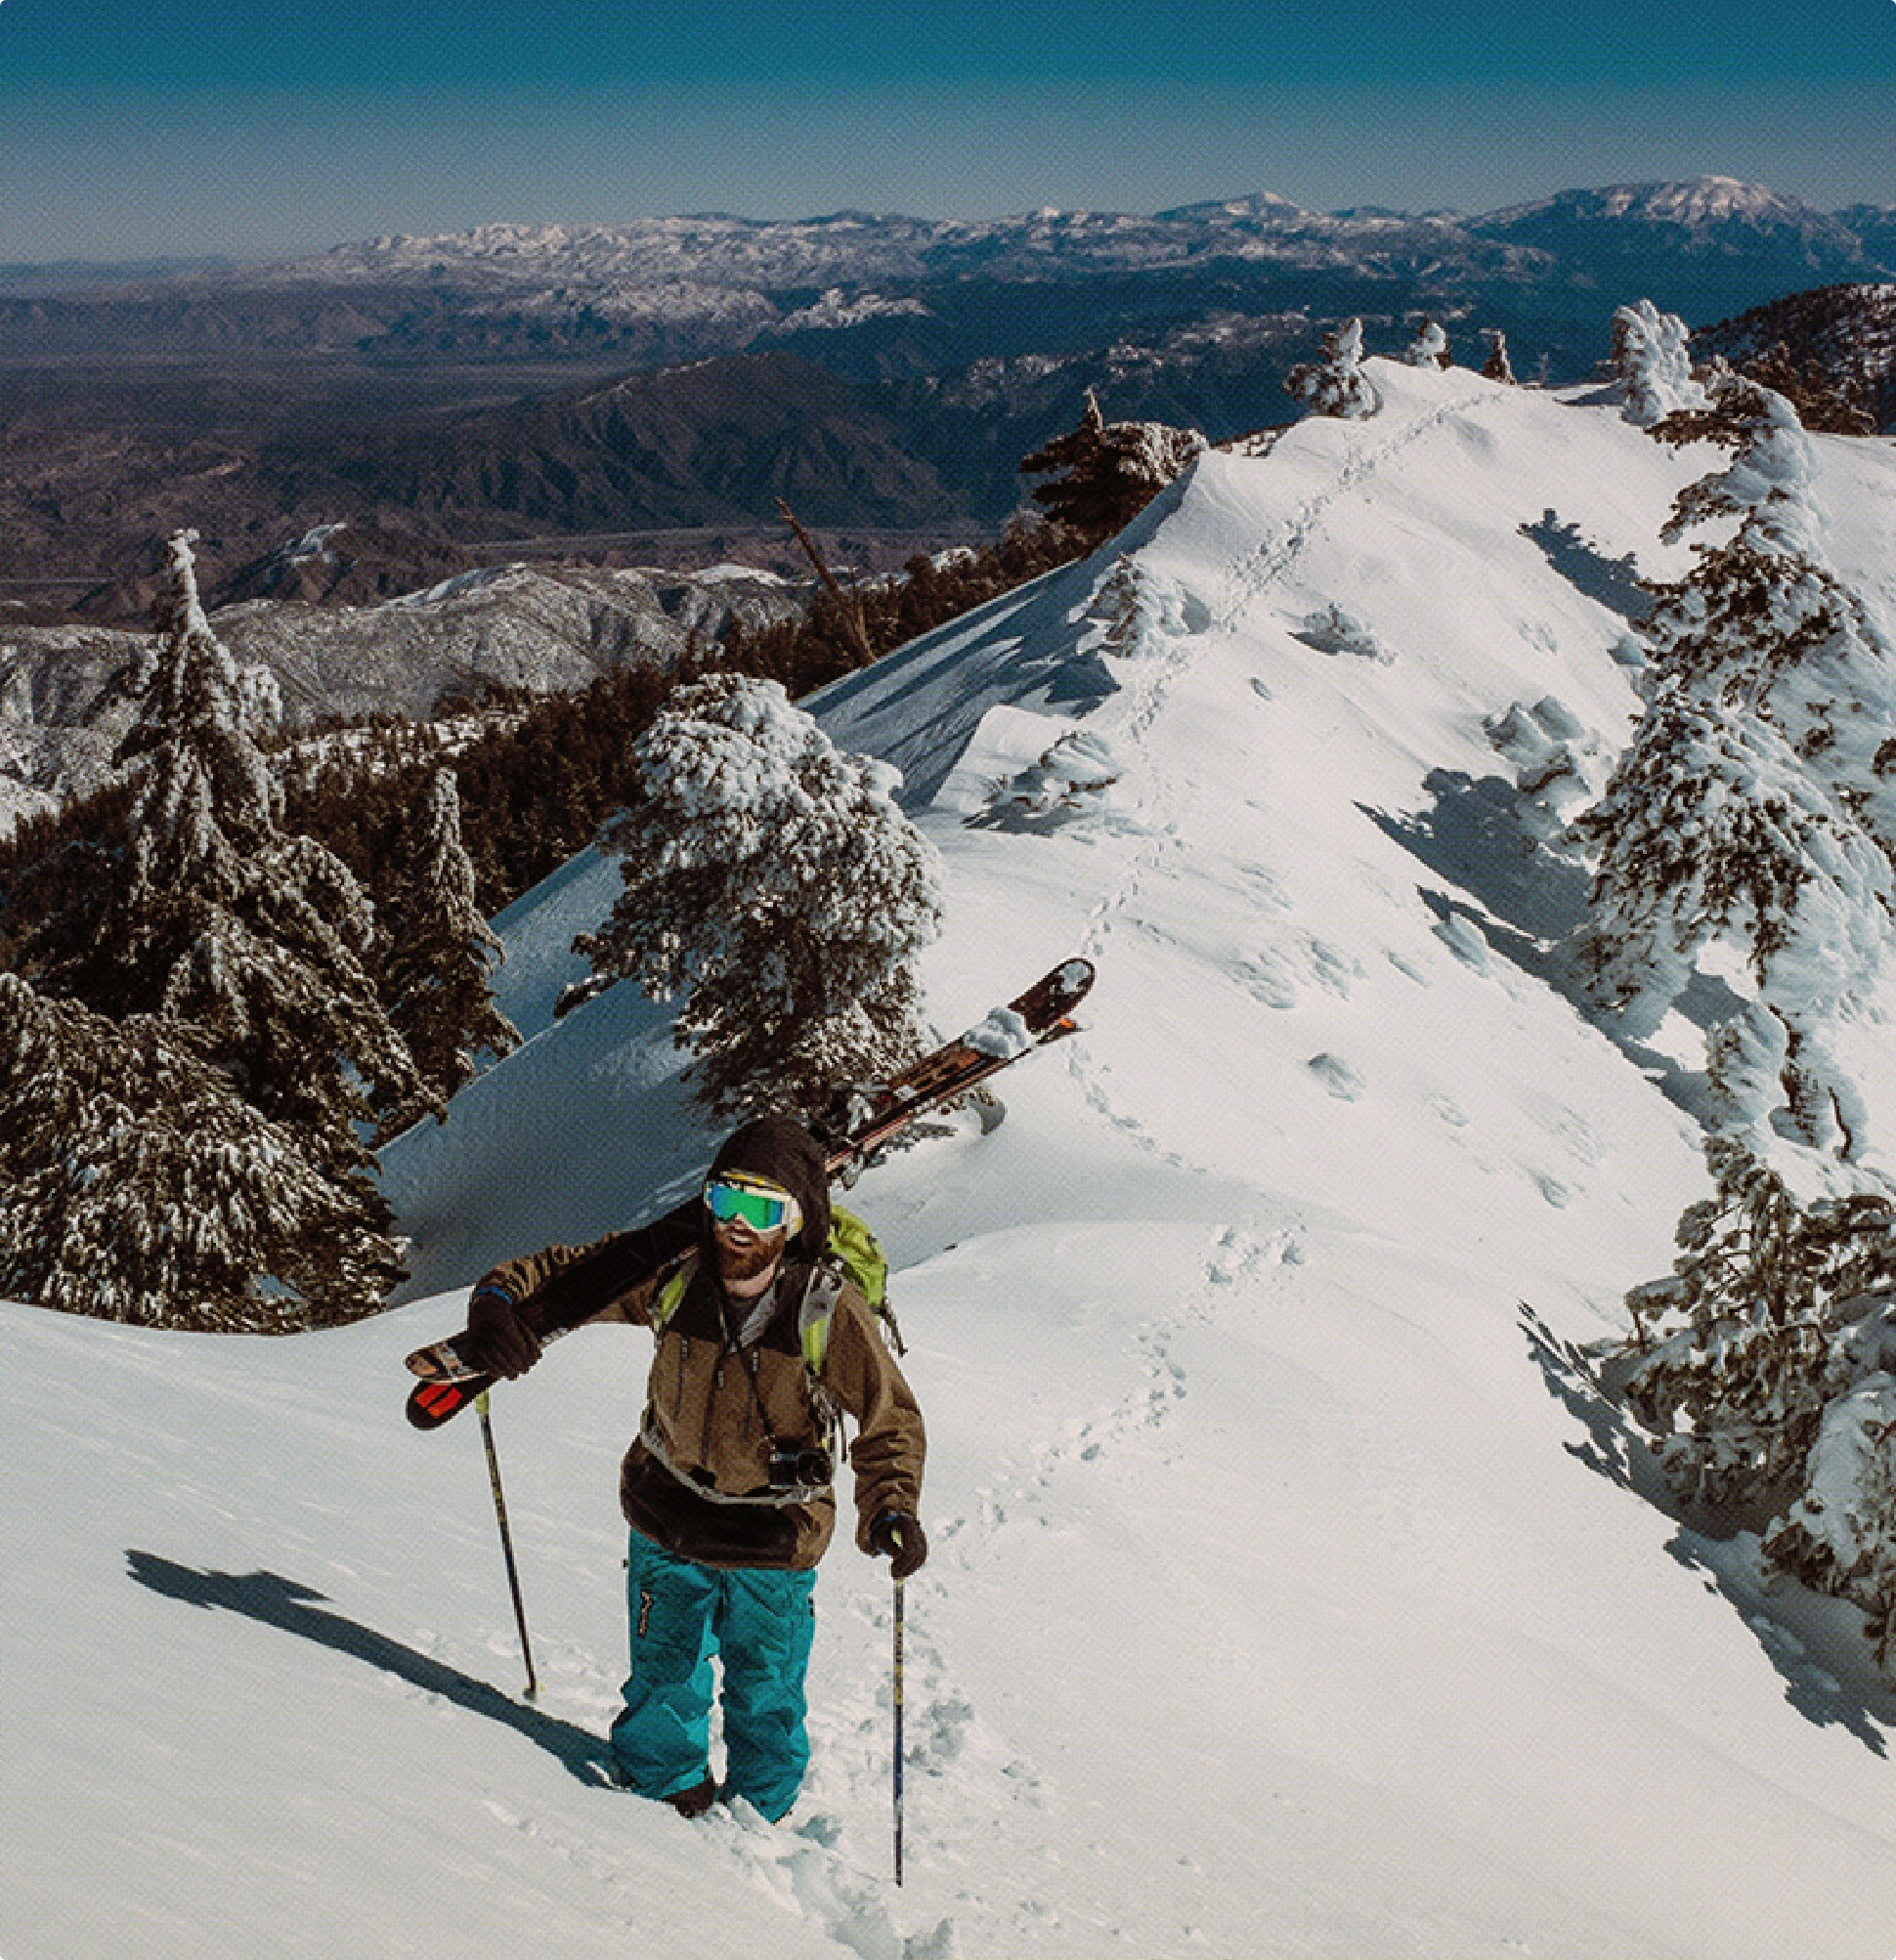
[704,1114,832,1264]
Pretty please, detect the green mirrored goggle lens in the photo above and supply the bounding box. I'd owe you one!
[704,1178,795,1232]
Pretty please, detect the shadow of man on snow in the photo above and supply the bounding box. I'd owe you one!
[126,1551,611,1785]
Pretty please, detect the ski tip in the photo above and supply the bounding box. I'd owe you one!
[407,1380,475,1430]
[1044,959,1095,1016]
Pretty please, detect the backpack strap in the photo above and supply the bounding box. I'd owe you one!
[797,1257,847,1376]
[650,1250,697,1333]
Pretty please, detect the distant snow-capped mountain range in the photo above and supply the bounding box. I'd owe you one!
[253,177,1890,293]
[72,174,1882,399]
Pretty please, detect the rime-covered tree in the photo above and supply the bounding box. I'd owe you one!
[1089,554,1162,660]
[1577,375,1896,1149]
[1401,318,1450,368]
[1610,299,1708,428]
[1762,1360,1896,1673]
[1019,391,1205,548]
[1582,376,1896,1676]
[575,673,943,1117]
[1284,319,1381,420]
[87,531,424,1172]
[381,769,520,1121]
[1619,1138,1896,1670]
[0,972,404,1328]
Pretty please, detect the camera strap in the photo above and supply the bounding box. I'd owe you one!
[718,1283,787,1443]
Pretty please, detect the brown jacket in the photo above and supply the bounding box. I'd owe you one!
[476,1232,925,1571]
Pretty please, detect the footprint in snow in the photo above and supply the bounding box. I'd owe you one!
[709,1803,955,1960]
[1240,951,1298,1009]
[1386,948,1430,985]
[1434,913,1491,974]
[1206,1226,1262,1285]
[1430,1092,1470,1129]
[1305,938,1361,997]
[910,1694,975,1772]
[1308,1052,1365,1101]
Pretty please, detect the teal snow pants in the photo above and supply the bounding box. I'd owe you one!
[610,1529,818,1821]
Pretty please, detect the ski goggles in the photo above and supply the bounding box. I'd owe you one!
[703,1173,802,1237]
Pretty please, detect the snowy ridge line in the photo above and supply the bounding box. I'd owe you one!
[1211,386,1509,631]
[17,361,1896,1960]
[1070,382,1505,1173]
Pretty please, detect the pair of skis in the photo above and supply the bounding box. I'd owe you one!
[403,958,1095,1429]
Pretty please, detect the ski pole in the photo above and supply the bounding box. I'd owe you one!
[475,1390,539,1700]
[892,1572,906,1886]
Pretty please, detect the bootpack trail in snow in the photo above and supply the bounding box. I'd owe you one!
[1070,388,1507,1182]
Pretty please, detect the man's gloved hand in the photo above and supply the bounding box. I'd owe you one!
[869,1512,927,1581]
[465,1287,541,1380]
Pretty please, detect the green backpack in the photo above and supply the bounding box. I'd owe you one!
[651,1204,901,1377]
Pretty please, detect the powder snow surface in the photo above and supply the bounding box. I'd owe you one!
[6,365,1895,1960]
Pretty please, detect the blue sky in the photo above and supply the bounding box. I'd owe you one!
[4,1,1893,261]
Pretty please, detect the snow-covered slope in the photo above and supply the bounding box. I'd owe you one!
[7,364,1896,1960]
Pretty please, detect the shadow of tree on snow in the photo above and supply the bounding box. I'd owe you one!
[1518,510,1654,624]
[1518,1306,1896,1757]
[125,1551,612,1785]
[1361,769,1589,986]
[1363,768,1745,1128]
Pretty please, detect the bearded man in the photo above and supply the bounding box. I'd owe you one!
[461,1114,926,1820]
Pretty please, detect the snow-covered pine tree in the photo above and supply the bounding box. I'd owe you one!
[1577,373,1896,1149]
[1622,1138,1896,1507]
[1610,299,1709,428]
[1401,318,1450,368]
[1018,390,1205,547]
[89,531,424,1175]
[1284,319,1381,420]
[1576,695,1889,1148]
[1762,1368,1896,1671]
[1090,554,1160,659]
[1582,375,1896,1676]
[1619,1134,1896,1669]
[0,972,405,1329]
[381,769,520,1122]
[575,673,943,1117]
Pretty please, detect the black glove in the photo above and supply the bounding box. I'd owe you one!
[869,1512,927,1581]
[465,1286,541,1380]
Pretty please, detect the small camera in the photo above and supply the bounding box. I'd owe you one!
[767,1442,834,1490]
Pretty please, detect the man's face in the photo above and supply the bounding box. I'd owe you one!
[711,1212,787,1290]
[704,1172,799,1297]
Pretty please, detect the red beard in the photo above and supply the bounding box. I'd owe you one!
[713,1228,786,1290]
